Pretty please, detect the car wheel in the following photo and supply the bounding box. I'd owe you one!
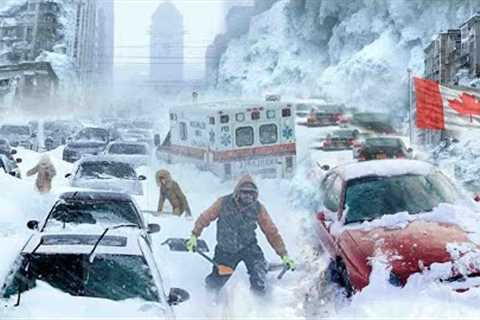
[327,258,354,297]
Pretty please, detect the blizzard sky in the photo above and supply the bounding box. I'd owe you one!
[114,0,240,81]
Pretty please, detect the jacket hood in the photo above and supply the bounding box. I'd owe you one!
[234,175,259,200]
[156,169,172,186]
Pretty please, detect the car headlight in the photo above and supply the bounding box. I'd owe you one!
[388,271,402,287]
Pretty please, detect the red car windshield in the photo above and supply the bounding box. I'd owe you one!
[344,173,461,224]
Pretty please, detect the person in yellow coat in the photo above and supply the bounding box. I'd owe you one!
[156,169,192,217]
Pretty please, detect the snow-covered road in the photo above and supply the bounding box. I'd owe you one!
[2,124,480,319]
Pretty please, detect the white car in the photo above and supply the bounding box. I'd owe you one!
[1,228,189,318]
[66,156,146,195]
[104,141,150,168]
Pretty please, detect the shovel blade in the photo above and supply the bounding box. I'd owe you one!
[162,238,210,253]
[218,265,235,276]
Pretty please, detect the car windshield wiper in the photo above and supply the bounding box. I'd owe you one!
[14,237,45,307]
[88,224,139,263]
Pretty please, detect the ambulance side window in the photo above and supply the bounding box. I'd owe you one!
[236,126,254,147]
[220,115,229,124]
[179,122,188,141]
[259,124,278,144]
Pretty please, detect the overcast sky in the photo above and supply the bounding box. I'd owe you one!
[114,0,228,81]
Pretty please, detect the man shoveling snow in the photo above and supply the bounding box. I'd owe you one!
[186,175,295,295]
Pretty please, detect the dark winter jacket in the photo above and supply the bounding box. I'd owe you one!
[156,169,191,216]
[192,176,287,256]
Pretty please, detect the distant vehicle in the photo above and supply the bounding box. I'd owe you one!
[157,100,297,179]
[306,104,345,127]
[0,138,12,153]
[63,127,112,162]
[0,124,38,151]
[0,151,22,178]
[120,128,156,147]
[43,120,83,151]
[1,228,189,314]
[295,103,313,119]
[354,137,412,161]
[351,112,396,134]
[320,129,360,151]
[103,141,150,168]
[316,160,480,295]
[66,157,146,195]
[265,94,281,102]
[30,191,158,243]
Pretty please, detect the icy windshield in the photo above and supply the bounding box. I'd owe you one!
[44,201,141,228]
[366,138,401,147]
[78,162,136,179]
[0,125,29,135]
[344,173,461,224]
[332,130,355,138]
[2,254,160,302]
[75,128,109,142]
[109,144,147,155]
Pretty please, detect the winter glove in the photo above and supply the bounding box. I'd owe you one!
[281,256,296,270]
[186,234,198,252]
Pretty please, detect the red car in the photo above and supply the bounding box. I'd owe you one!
[315,159,480,295]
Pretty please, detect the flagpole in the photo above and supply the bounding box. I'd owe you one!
[407,68,413,145]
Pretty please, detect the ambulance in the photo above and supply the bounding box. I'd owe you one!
[156,101,296,179]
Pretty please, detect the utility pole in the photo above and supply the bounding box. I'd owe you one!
[407,68,414,146]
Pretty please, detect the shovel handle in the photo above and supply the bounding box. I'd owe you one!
[277,266,290,280]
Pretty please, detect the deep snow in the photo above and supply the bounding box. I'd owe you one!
[2,122,480,319]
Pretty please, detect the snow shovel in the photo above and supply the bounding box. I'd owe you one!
[161,238,235,276]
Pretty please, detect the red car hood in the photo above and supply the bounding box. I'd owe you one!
[341,220,477,282]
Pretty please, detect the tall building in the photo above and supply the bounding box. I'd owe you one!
[424,29,461,85]
[150,1,184,92]
[70,0,114,84]
[460,13,480,78]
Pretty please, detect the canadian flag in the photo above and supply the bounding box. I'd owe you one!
[414,77,480,130]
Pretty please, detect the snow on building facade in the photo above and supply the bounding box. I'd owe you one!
[150,1,184,93]
[459,13,480,79]
[424,29,461,85]
[0,0,61,63]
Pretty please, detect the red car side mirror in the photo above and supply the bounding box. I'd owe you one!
[317,211,326,222]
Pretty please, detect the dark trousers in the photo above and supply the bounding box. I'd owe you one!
[205,244,268,293]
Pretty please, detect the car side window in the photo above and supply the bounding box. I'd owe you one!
[323,174,342,212]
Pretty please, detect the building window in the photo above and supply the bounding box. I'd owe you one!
[251,111,260,120]
[179,122,188,141]
[259,124,278,145]
[235,126,254,147]
[282,108,291,117]
[220,115,229,124]
[209,117,215,125]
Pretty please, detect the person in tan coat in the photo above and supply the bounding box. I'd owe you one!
[156,169,192,217]
[26,155,56,193]
[186,175,295,294]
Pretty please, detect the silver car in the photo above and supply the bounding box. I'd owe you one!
[66,156,146,195]
[103,141,150,168]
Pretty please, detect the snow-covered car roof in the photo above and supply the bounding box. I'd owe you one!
[173,100,292,112]
[335,159,435,181]
[22,229,144,256]
[59,190,134,202]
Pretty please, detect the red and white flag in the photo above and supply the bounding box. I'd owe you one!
[414,77,480,130]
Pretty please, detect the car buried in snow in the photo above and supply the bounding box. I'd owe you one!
[318,129,360,151]
[0,151,22,178]
[0,229,189,318]
[65,157,146,195]
[103,141,151,168]
[156,100,297,179]
[62,127,114,163]
[315,159,480,295]
[353,137,413,161]
[27,191,159,244]
[0,124,38,151]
